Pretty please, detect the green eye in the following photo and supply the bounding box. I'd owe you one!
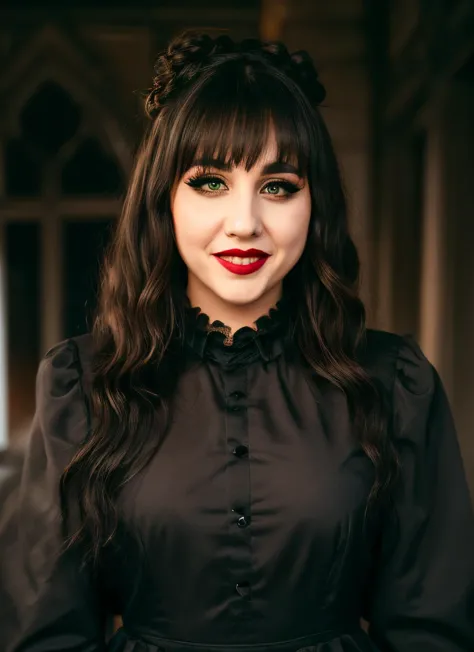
[186,174,227,194]
[262,180,300,197]
[265,183,281,195]
[205,180,223,191]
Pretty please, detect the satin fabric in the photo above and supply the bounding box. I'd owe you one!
[1,306,473,651]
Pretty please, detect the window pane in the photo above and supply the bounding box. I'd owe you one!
[4,138,42,197]
[6,222,40,442]
[63,219,113,338]
[20,81,82,157]
[61,138,124,196]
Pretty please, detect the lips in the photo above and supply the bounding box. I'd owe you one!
[212,248,270,276]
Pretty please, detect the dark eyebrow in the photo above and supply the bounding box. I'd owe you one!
[261,161,301,175]
[188,158,302,176]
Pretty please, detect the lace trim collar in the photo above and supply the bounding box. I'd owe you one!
[184,300,290,366]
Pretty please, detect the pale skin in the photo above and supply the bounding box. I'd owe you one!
[172,135,312,333]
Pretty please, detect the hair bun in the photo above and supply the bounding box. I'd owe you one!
[146,33,238,118]
[166,33,216,66]
[145,32,326,118]
[290,50,326,105]
[259,42,326,105]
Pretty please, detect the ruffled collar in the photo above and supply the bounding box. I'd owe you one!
[184,300,290,368]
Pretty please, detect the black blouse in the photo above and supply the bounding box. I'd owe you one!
[1,307,474,652]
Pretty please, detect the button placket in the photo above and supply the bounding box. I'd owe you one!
[223,366,253,613]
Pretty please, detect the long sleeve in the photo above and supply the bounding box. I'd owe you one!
[367,337,474,651]
[0,340,106,652]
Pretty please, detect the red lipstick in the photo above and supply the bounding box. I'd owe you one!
[212,248,270,276]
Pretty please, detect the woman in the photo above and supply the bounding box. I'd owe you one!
[1,32,473,652]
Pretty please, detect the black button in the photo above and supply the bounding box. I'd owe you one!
[235,582,251,599]
[233,445,249,458]
[232,508,249,528]
[230,405,243,412]
[229,390,246,400]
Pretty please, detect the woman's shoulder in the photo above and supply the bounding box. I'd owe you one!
[40,333,94,391]
[34,335,95,448]
[44,333,94,363]
[363,328,436,398]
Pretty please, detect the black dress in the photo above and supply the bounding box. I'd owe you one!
[1,306,474,651]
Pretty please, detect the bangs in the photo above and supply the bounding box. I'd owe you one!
[171,61,314,178]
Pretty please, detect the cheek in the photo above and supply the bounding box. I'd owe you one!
[172,190,216,255]
[173,215,202,253]
[268,195,311,253]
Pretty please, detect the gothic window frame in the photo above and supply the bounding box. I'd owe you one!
[0,25,134,446]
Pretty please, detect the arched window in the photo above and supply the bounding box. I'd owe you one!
[4,81,125,199]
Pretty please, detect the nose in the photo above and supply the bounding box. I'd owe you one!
[224,192,262,238]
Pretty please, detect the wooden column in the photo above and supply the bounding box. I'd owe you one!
[443,79,474,494]
[0,220,8,449]
[374,140,400,332]
[0,135,8,448]
[418,97,454,394]
[381,131,424,338]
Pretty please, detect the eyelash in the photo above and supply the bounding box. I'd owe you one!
[185,174,301,199]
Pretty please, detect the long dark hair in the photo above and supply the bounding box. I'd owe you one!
[60,33,397,564]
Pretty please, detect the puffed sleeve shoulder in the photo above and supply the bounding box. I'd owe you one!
[366,335,474,650]
[0,337,106,652]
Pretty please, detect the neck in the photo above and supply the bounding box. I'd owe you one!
[186,284,282,333]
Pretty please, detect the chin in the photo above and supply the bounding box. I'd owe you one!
[220,296,263,307]
[212,283,273,307]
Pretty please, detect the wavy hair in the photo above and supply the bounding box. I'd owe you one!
[60,33,397,564]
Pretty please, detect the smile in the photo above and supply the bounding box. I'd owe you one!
[212,249,270,276]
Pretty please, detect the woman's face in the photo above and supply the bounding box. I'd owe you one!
[171,135,311,318]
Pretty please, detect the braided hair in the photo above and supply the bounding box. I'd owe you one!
[145,32,326,118]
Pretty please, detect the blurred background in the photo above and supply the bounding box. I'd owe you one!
[0,0,473,495]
